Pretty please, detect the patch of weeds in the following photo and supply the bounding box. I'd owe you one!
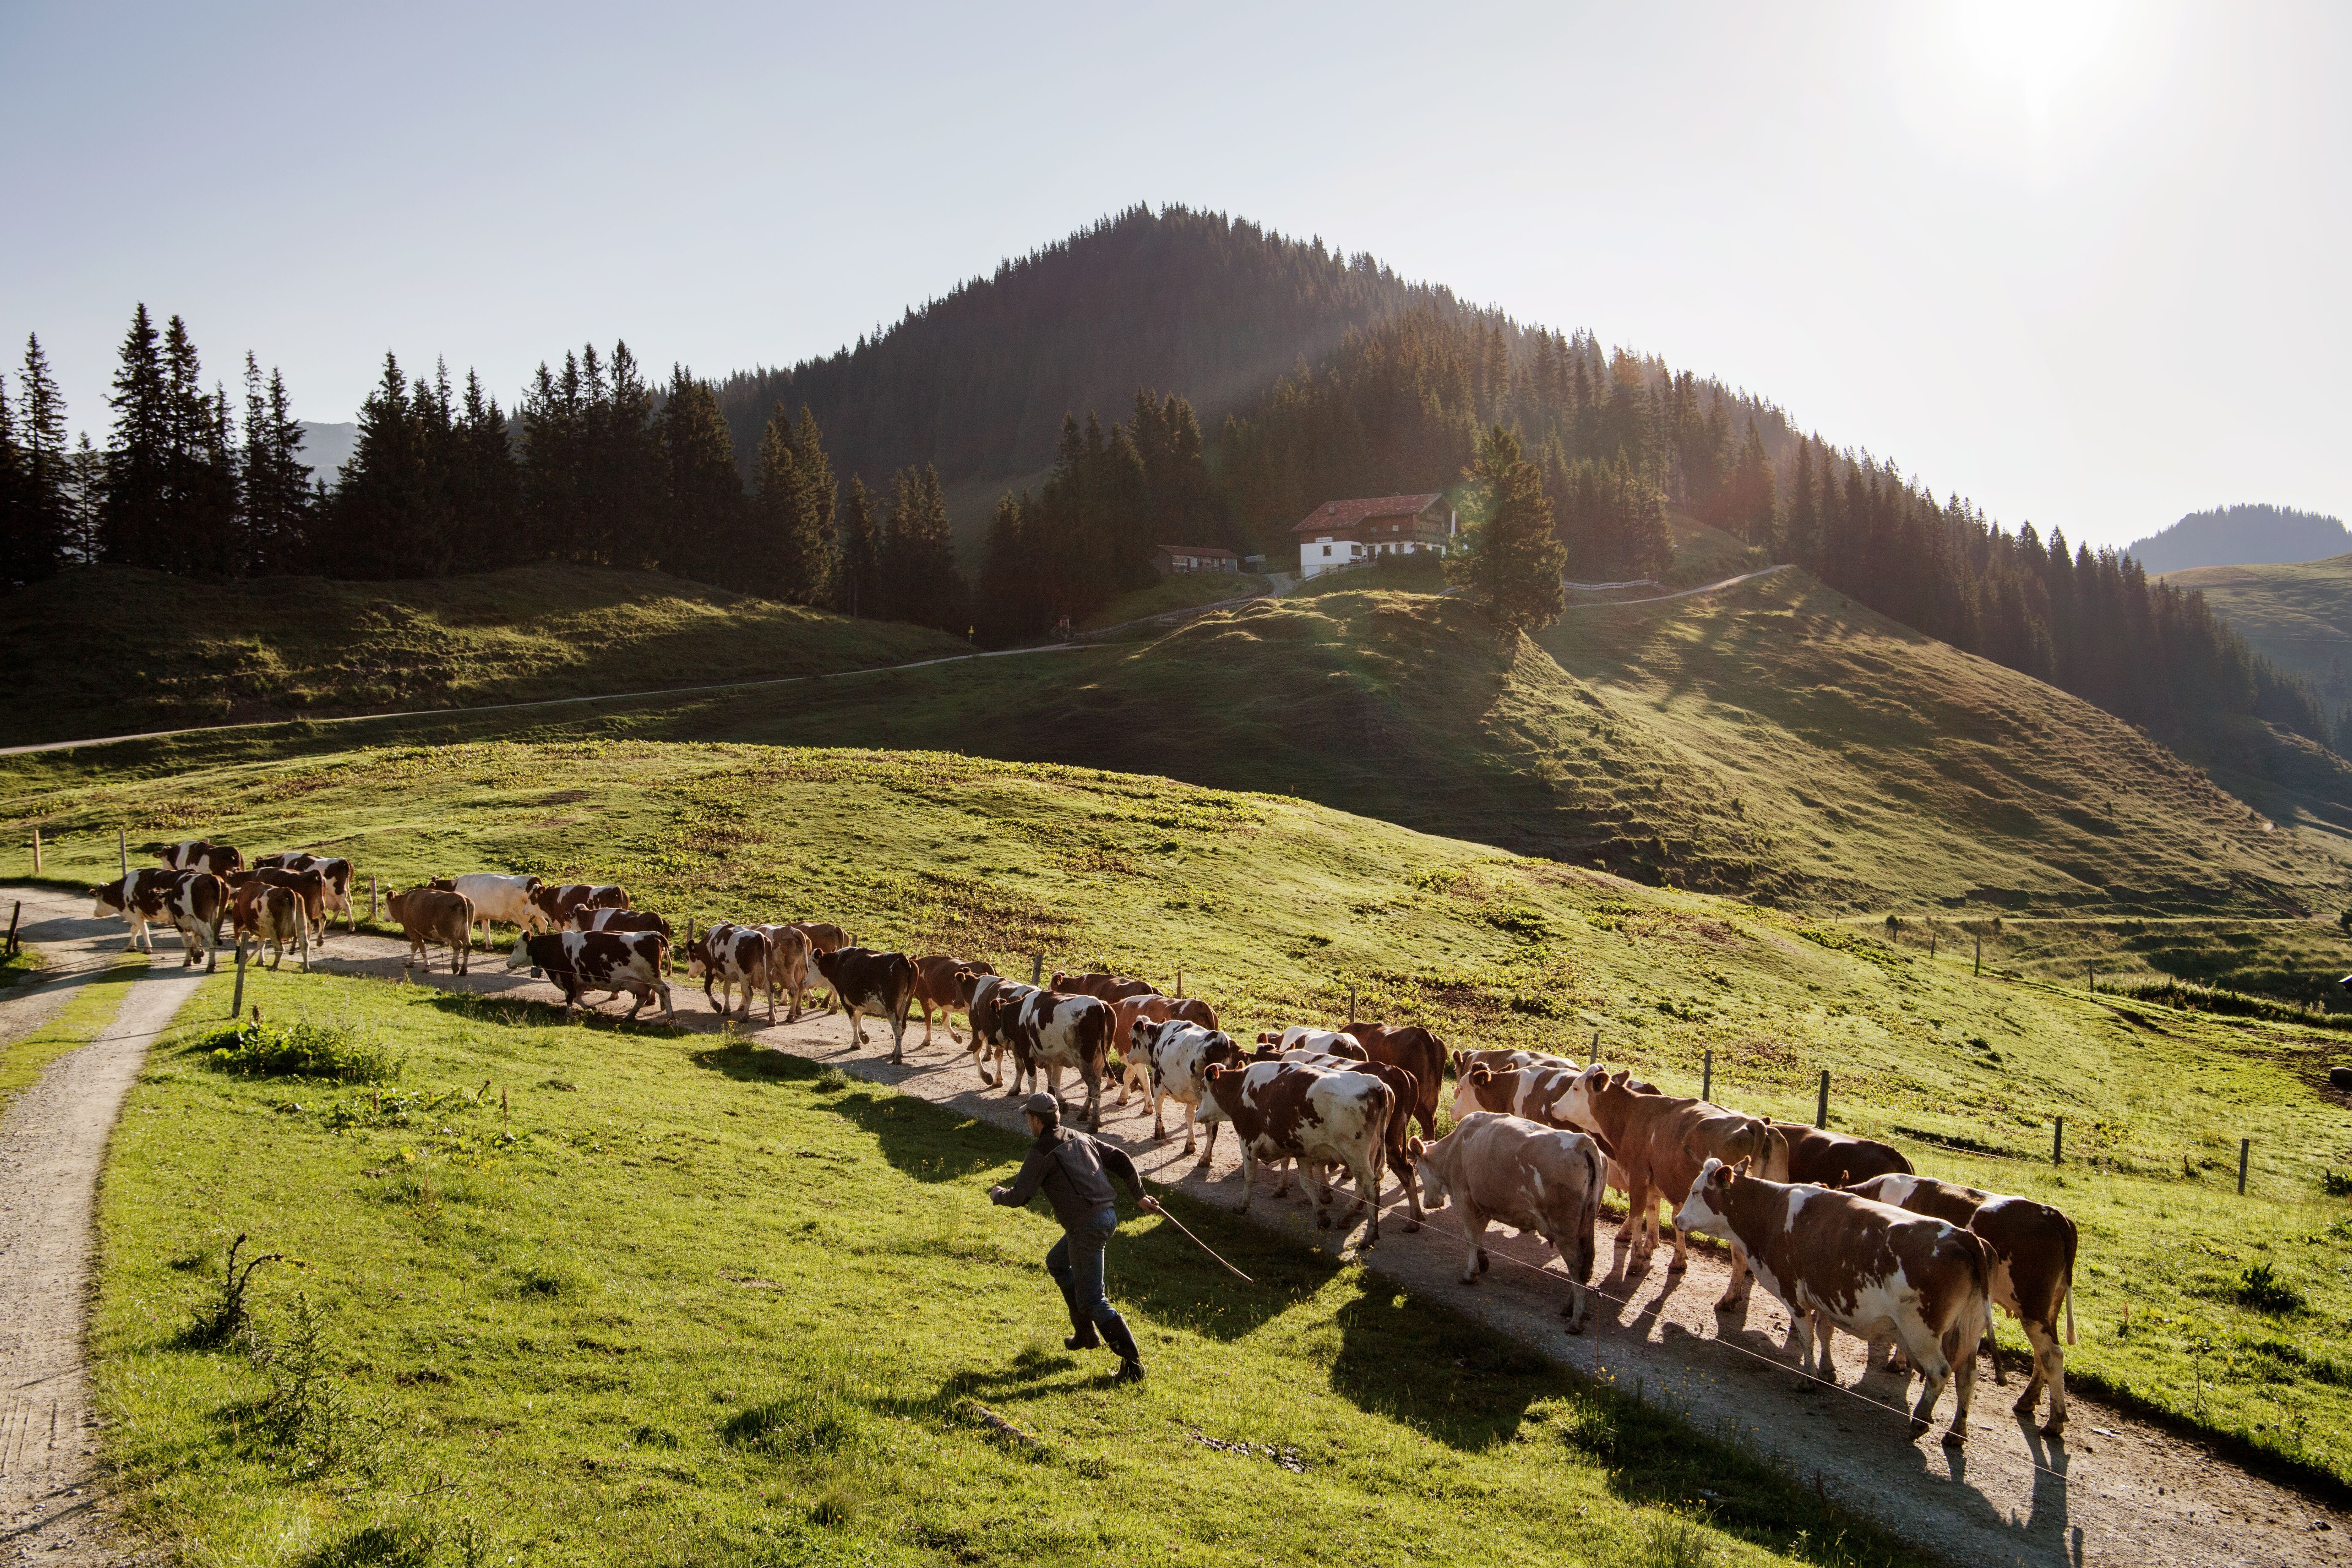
[513,1262,577,1299]
[814,1067,851,1094]
[724,1380,861,1457]
[1623,1509,1712,1568]
[201,1016,401,1084]
[2236,1263,2305,1316]
[630,1423,681,1449]
[2322,1168,2352,1198]
[291,1517,439,1568]
[252,1291,379,1477]
[183,1232,280,1348]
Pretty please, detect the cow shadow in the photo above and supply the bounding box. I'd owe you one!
[1111,1197,1344,1342]
[1325,1281,1548,1451]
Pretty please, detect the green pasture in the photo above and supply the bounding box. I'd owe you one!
[1079,571,1273,631]
[9,739,2350,1483]
[92,967,1919,1567]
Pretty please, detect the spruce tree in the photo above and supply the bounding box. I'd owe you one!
[101,304,171,566]
[753,405,833,604]
[881,464,967,633]
[976,490,1041,644]
[654,368,743,584]
[14,335,70,581]
[1448,425,1565,636]
[834,475,882,618]
[0,373,25,587]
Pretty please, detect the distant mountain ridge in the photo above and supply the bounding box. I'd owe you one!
[2124,504,2351,573]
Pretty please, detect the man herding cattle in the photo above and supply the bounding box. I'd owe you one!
[990,1092,1162,1383]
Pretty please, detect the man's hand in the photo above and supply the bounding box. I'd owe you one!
[1140,1195,1164,1215]
[988,1184,1008,1203]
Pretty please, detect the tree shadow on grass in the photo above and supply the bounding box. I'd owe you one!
[1325,1279,1548,1451]
[1112,1196,1343,1342]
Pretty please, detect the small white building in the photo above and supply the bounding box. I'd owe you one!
[1153,543,1240,575]
[1293,493,1456,579]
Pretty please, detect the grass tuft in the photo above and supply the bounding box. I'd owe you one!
[201,1015,402,1083]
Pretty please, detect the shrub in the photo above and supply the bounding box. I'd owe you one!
[2322,1168,2352,1197]
[203,1016,402,1084]
[185,1231,280,1348]
[2235,1262,2305,1316]
[253,1292,378,1476]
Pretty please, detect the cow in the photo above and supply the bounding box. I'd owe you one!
[90,868,191,953]
[1848,1174,2079,1435]
[160,839,243,876]
[686,922,773,1023]
[963,975,1033,1086]
[387,886,474,975]
[1003,988,1114,1131]
[790,922,849,1011]
[1453,1047,1580,1081]
[1564,1064,1790,1275]
[506,930,674,1022]
[1052,969,1157,1004]
[1773,1122,1915,1188]
[1200,1059,1396,1244]
[1416,1111,1607,1332]
[528,882,630,929]
[429,874,547,939]
[253,853,355,931]
[1677,1158,1990,1445]
[1112,994,1181,1102]
[228,867,331,945]
[155,873,227,970]
[1255,1026,1366,1060]
[572,907,673,939]
[816,946,917,1064]
[1264,1049,1425,1231]
[231,880,310,972]
[755,924,815,1023]
[1337,1021,1447,1142]
[1125,1018,1242,1154]
[912,955,996,1045]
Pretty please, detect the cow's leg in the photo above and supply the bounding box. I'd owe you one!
[1715,1244,1756,1313]
[1894,1317,1955,1440]
[946,1007,962,1045]
[1193,1116,1218,1171]
[1081,1058,1101,1132]
[1396,1153,1422,1233]
[887,999,909,1065]
[1667,1221,1690,1273]
[1624,1177,1658,1269]
[1154,1085,1171,1144]
[1459,1203,1490,1284]
[918,999,934,1046]
[2016,1316,2065,1432]
[1236,1148,1257,1214]
[1352,1152,1381,1244]
[1945,1313,1980,1446]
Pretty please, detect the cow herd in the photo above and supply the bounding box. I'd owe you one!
[84,840,2080,1449]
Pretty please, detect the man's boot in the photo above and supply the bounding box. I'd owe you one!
[1060,1286,1100,1351]
[1101,1314,1145,1382]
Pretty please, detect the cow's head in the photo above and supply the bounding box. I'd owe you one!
[89,879,126,917]
[506,937,544,977]
[428,877,455,891]
[1674,1157,1747,1241]
[1563,1062,1611,1126]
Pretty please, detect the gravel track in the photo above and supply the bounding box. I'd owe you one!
[0,882,2340,1567]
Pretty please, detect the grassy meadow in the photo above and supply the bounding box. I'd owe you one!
[7,740,2351,1484]
[0,563,969,746]
[93,966,1919,1568]
[1079,570,1273,631]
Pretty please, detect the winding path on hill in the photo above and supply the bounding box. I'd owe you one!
[0,882,2337,1567]
[0,565,1795,760]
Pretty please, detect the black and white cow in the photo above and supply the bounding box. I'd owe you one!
[506,931,674,1021]
[814,947,917,1063]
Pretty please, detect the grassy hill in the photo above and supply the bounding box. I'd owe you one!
[0,564,969,748]
[2162,553,2352,714]
[7,742,2351,1490]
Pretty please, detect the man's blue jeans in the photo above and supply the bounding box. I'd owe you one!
[1045,1205,1124,1342]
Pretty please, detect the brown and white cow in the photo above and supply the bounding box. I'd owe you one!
[1051,970,1156,1004]
[90,868,191,953]
[1452,1047,1580,1081]
[1126,1018,1243,1154]
[1265,1048,1425,1231]
[572,907,672,939]
[1564,1064,1790,1274]
[231,881,310,972]
[1848,1174,2079,1434]
[1339,1021,1447,1141]
[1416,1111,1606,1331]
[1200,1059,1396,1244]
[1773,1122,1915,1188]
[528,882,629,929]
[1255,1026,1366,1060]
[789,922,849,1011]
[687,922,773,1023]
[1677,1159,1990,1444]
[755,924,815,1023]
[160,839,244,875]
[1004,989,1114,1131]
[507,930,673,1021]
[816,947,918,1064]
[229,867,331,945]
[430,874,548,939]
[963,975,1032,1086]
[912,955,996,1045]
[388,887,474,975]
[253,853,355,931]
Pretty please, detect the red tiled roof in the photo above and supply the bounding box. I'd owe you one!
[1290,493,1445,535]
[1157,544,1239,558]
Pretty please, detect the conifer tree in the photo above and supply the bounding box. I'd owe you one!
[834,476,883,618]
[100,304,171,567]
[0,373,25,587]
[753,405,834,604]
[881,464,967,632]
[13,335,71,581]
[654,368,743,584]
[1727,418,1776,547]
[975,490,1040,644]
[1448,425,1565,636]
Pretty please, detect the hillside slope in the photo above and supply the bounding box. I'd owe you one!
[0,564,968,747]
[2161,552,2352,713]
[2126,504,2352,573]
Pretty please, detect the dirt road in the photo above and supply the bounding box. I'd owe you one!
[1,882,2340,1567]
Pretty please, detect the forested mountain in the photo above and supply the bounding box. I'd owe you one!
[2125,504,2352,574]
[711,207,1439,489]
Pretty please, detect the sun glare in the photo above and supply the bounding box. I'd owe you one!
[1943,0,2128,125]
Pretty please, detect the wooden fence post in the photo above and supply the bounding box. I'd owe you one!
[5,901,19,958]
[1701,1048,1713,1104]
[1030,953,1043,985]
[2238,1138,2250,1196]
[369,875,379,923]
[1815,1070,1830,1129]
[230,943,248,1020]
[1974,936,1982,976]
[2053,1116,2064,1165]
[2087,963,2095,993]
[1929,929,1936,959]
[1347,985,1356,1024]
[118,827,128,879]
[30,826,39,874]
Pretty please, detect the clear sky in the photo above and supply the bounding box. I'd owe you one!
[3,0,2344,547]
